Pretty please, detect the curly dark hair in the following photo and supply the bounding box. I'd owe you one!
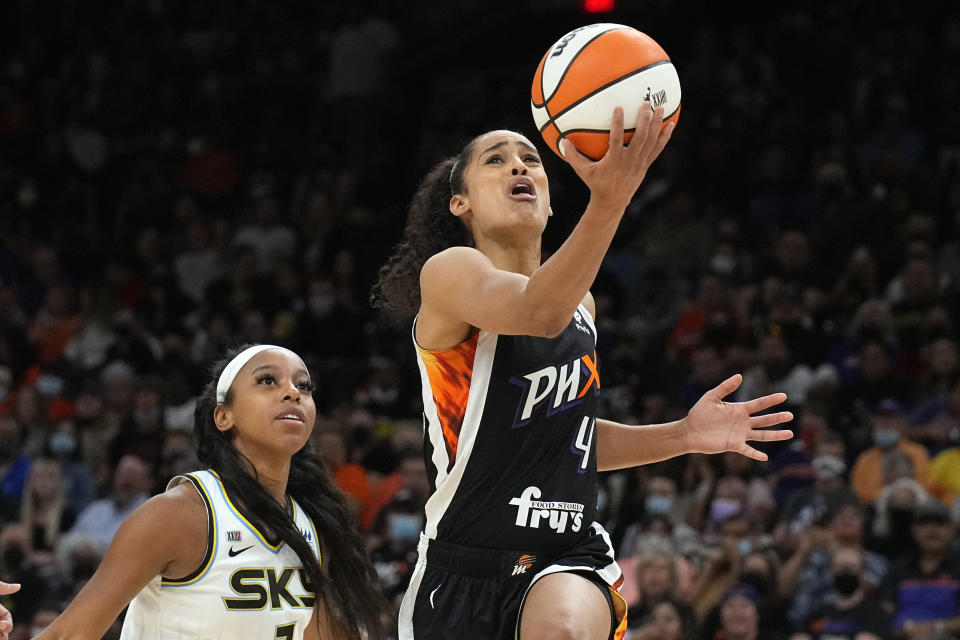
[370,136,480,318]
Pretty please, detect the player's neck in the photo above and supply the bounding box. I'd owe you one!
[234,444,290,505]
[476,237,542,277]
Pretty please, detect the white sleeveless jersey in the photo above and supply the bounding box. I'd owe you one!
[120,469,320,640]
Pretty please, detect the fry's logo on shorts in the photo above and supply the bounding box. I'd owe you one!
[509,486,584,534]
[509,352,600,428]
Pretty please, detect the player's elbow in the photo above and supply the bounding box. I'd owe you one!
[533,312,570,338]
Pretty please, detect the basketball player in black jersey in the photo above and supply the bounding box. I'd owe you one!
[372,105,794,640]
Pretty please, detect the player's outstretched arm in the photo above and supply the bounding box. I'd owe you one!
[420,106,673,339]
[595,374,794,471]
[34,484,206,640]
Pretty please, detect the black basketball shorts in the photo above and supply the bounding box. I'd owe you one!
[397,522,628,640]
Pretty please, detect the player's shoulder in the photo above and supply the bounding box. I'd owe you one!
[422,246,491,276]
[132,477,207,529]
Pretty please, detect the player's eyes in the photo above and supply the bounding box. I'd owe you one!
[524,155,541,164]
[256,373,277,385]
[485,155,503,164]
[297,381,316,392]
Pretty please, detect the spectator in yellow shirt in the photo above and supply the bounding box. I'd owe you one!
[850,399,931,503]
[928,447,960,506]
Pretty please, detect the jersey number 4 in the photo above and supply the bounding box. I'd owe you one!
[275,622,295,640]
[572,416,594,473]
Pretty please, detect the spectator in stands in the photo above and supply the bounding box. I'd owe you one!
[851,399,931,503]
[627,597,698,640]
[713,582,774,640]
[317,427,371,516]
[868,477,931,561]
[619,474,701,559]
[18,458,74,567]
[791,545,889,640]
[0,523,50,632]
[782,501,888,628]
[778,431,857,540]
[0,414,29,524]
[880,500,960,638]
[369,492,423,605]
[627,541,681,623]
[66,455,150,548]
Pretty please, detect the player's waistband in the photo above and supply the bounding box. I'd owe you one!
[419,533,583,579]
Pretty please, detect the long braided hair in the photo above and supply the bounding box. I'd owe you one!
[194,345,385,639]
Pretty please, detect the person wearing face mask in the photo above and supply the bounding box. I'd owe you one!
[370,493,425,614]
[851,399,931,503]
[618,475,701,560]
[784,501,890,629]
[46,419,96,514]
[792,546,888,640]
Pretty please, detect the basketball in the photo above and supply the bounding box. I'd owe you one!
[531,23,681,161]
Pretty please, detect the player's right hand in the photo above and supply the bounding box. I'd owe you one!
[561,104,674,212]
[0,581,20,640]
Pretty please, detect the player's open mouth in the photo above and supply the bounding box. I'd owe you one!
[508,176,537,201]
[275,409,305,423]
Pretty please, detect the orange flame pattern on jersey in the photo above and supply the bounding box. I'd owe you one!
[418,334,479,469]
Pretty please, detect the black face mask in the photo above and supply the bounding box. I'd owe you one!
[741,571,770,597]
[2,546,25,571]
[833,571,860,596]
[889,507,914,531]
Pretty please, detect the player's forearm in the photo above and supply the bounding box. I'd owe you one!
[524,199,623,334]
[595,417,689,471]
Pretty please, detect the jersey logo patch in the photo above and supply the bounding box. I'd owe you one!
[509,486,584,534]
[227,530,242,542]
[511,554,537,576]
[509,351,600,428]
[228,545,254,557]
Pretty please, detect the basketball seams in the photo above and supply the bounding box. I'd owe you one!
[543,59,674,130]
[559,104,680,134]
[539,26,625,108]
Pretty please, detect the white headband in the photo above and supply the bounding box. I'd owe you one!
[216,344,300,404]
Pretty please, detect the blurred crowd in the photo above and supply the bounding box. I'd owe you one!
[1,0,960,638]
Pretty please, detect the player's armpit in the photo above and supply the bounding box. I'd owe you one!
[34,486,207,640]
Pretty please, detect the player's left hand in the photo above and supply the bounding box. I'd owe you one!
[682,374,793,461]
[0,581,19,640]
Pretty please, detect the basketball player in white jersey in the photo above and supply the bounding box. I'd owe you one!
[372,105,794,639]
[30,344,384,640]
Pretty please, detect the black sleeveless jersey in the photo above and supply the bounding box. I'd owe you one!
[414,304,600,552]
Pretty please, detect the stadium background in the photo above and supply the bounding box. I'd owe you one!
[1,0,960,638]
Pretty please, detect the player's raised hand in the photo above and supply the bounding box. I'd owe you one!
[0,581,20,640]
[562,104,674,211]
[682,374,794,462]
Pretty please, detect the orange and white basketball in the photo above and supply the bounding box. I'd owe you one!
[531,23,681,160]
